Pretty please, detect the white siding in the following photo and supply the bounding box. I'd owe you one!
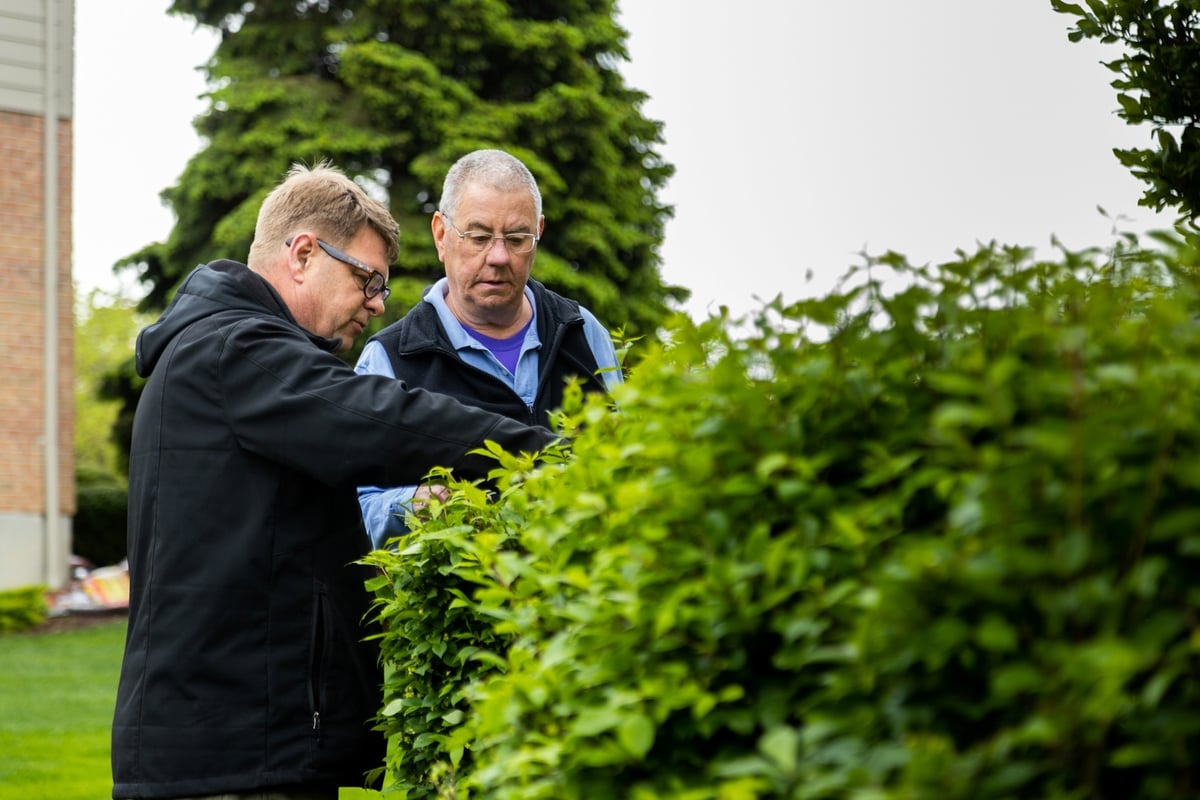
[0,0,73,116]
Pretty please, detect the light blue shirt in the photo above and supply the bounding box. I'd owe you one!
[355,278,622,548]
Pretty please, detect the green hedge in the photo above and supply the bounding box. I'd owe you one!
[364,236,1200,799]
[73,480,127,568]
[0,586,48,634]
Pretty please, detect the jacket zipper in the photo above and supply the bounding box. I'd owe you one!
[309,591,327,741]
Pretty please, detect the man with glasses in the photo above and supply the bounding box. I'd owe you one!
[355,148,623,549]
[112,161,558,800]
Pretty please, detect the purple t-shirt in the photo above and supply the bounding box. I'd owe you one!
[463,319,533,375]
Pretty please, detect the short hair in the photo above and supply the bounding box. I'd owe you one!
[438,149,543,222]
[247,160,400,269]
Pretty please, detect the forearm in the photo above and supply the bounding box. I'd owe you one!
[358,484,418,550]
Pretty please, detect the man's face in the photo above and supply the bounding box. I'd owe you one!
[292,229,390,352]
[433,184,542,328]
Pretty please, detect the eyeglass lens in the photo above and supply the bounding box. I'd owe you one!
[447,219,537,255]
[464,233,535,254]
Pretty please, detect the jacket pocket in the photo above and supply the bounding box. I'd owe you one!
[308,586,330,740]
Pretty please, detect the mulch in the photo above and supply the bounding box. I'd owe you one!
[25,608,129,635]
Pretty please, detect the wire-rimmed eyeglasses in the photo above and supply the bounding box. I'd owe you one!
[444,216,539,256]
[287,236,391,302]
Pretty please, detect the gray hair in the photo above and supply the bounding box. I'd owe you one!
[438,149,543,221]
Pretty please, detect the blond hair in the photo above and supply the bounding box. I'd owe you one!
[247,160,400,269]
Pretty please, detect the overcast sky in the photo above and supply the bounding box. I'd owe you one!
[73,1,1174,319]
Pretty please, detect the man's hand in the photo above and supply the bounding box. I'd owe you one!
[411,483,450,517]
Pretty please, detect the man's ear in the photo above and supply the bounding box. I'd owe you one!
[431,212,448,263]
[286,233,318,283]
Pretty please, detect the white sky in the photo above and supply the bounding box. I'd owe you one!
[73,1,1174,319]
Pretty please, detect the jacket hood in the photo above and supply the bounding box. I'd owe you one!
[135,260,339,377]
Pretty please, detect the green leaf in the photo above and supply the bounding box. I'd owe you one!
[759,725,799,775]
[571,707,624,737]
[617,714,655,759]
[975,614,1019,653]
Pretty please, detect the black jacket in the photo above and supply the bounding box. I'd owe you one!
[370,279,608,426]
[111,261,555,798]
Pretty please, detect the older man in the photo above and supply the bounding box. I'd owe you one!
[355,149,622,548]
[111,161,557,800]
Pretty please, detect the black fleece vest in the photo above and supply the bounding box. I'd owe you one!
[370,279,609,426]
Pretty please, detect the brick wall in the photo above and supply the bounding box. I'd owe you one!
[0,108,75,516]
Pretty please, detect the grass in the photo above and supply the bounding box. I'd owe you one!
[0,617,126,800]
[0,617,382,800]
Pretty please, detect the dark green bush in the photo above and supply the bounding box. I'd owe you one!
[0,585,49,634]
[364,234,1200,799]
[73,475,127,567]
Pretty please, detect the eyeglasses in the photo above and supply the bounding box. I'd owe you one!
[444,217,539,256]
[288,236,391,302]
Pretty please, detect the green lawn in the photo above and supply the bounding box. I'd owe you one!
[0,617,380,800]
[0,617,126,800]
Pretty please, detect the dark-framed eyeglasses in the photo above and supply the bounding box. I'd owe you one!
[287,236,391,302]
[444,216,539,256]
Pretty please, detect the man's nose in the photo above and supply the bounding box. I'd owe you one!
[485,237,512,262]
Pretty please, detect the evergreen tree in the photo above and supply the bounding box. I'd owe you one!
[121,0,683,334]
[109,0,684,462]
[1053,0,1200,221]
